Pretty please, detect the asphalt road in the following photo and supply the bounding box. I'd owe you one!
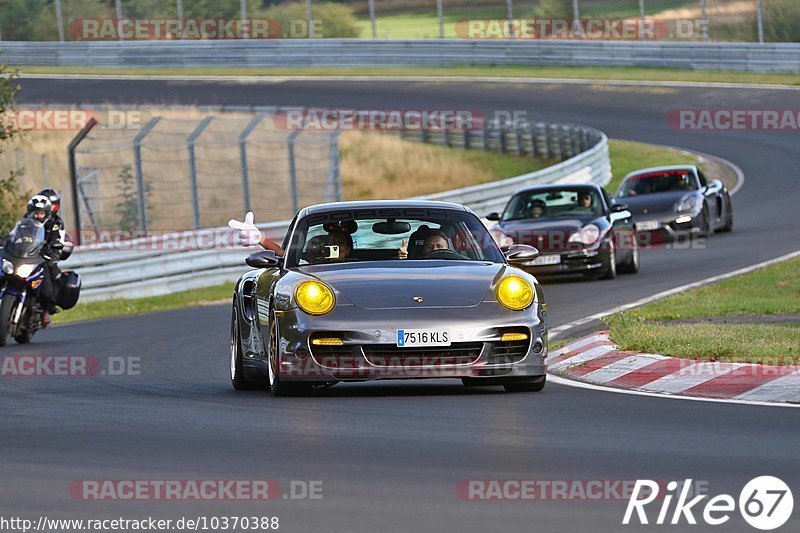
[1,77,799,532]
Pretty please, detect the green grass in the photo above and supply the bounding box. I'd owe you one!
[579,0,694,19]
[52,283,233,325]
[604,257,800,365]
[18,65,800,86]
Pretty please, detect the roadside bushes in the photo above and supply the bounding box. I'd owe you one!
[0,65,27,235]
[265,2,361,38]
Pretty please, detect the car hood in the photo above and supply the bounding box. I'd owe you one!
[298,261,504,310]
[618,191,693,217]
[497,217,597,252]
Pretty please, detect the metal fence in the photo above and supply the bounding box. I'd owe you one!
[62,118,610,301]
[71,109,342,237]
[3,40,800,72]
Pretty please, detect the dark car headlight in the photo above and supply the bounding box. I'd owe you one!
[674,194,700,213]
[567,224,600,246]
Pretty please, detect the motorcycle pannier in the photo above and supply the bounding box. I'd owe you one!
[57,271,81,310]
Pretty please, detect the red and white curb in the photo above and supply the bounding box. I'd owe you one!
[548,332,800,405]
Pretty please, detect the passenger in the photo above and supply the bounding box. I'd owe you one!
[322,231,353,262]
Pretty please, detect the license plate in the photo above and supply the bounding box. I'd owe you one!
[637,220,660,231]
[397,329,451,347]
[530,254,561,266]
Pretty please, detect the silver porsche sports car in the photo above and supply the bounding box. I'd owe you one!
[230,200,548,396]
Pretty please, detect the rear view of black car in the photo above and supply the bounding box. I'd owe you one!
[487,184,639,280]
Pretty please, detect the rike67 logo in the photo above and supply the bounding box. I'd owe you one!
[624,477,794,530]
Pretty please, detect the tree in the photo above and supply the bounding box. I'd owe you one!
[0,62,28,236]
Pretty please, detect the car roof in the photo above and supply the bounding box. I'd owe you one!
[299,200,470,217]
[622,165,699,180]
[512,182,604,195]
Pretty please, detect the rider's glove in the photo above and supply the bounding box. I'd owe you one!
[228,212,262,247]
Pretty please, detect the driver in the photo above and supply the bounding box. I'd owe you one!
[528,199,547,219]
[422,231,450,255]
[577,191,593,209]
[321,231,353,262]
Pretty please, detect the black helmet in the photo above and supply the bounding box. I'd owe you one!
[38,188,61,214]
[27,195,52,221]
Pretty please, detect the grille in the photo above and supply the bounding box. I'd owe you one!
[362,343,483,367]
[310,345,360,368]
[489,340,530,364]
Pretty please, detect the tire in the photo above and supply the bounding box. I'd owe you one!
[267,310,310,397]
[230,305,261,391]
[698,206,713,238]
[720,200,734,232]
[598,240,617,280]
[618,233,640,274]
[14,331,32,344]
[502,376,546,393]
[0,293,17,347]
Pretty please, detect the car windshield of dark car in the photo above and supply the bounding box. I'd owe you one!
[286,210,504,267]
[618,171,698,197]
[501,189,604,221]
[2,219,46,259]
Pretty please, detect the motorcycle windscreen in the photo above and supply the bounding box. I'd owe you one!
[3,219,46,259]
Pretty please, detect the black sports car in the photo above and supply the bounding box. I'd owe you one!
[615,165,733,242]
[230,200,549,396]
[486,183,639,279]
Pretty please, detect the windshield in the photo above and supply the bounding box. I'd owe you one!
[3,218,46,259]
[285,208,504,268]
[618,170,698,197]
[502,188,604,221]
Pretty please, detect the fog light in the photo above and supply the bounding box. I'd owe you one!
[501,332,528,342]
[675,215,692,224]
[312,337,343,346]
[532,342,544,355]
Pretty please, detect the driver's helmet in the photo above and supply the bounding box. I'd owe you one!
[37,188,61,215]
[26,195,52,222]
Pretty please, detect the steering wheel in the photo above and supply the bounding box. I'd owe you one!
[421,249,468,260]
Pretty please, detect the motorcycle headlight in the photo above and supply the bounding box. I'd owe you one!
[1,259,13,275]
[674,194,700,213]
[16,264,37,278]
[568,224,601,246]
[496,276,534,311]
[295,280,336,316]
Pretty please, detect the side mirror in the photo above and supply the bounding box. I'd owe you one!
[245,250,280,269]
[610,202,628,212]
[504,244,539,265]
[486,212,501,221]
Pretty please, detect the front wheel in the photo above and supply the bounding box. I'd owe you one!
[268,311,311,397]
[0,293,18,347]
[598,241,617,280]
[230,305,261,391]
[618,234,640,274]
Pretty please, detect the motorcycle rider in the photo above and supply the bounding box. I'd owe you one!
[26,192,65,328]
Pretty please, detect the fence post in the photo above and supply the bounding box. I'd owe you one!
[176,0,184,39]
[306,0,313,38]
[700,0,709,42]
[326,131,343,202]
[572,0,581,38]
[238,114,264,215]
[369,0,377,38]
[67,118,98,245]
[115,0,124,41]
[436,0,444,38]
[287,129,303,214]
[187,116,213,229]
[240,0,249,39]
[756,0,764,44]
[132,117,161,232]
[55,0,65,42]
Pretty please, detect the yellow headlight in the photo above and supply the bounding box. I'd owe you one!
[295,280,336,315]
[496,276,534,311]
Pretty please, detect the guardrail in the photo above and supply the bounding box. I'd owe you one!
[3,40,800,73]
[63,121,610,301]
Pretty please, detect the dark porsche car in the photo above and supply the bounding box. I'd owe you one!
[616,165,733,242]
[486,183,639,279]
[230,200,549,396]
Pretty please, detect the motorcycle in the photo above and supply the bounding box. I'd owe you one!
[0,218,80,346]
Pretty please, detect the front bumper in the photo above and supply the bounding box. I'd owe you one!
[272,303,547,382]
[634,212,701,243]
[519,248,611,276]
